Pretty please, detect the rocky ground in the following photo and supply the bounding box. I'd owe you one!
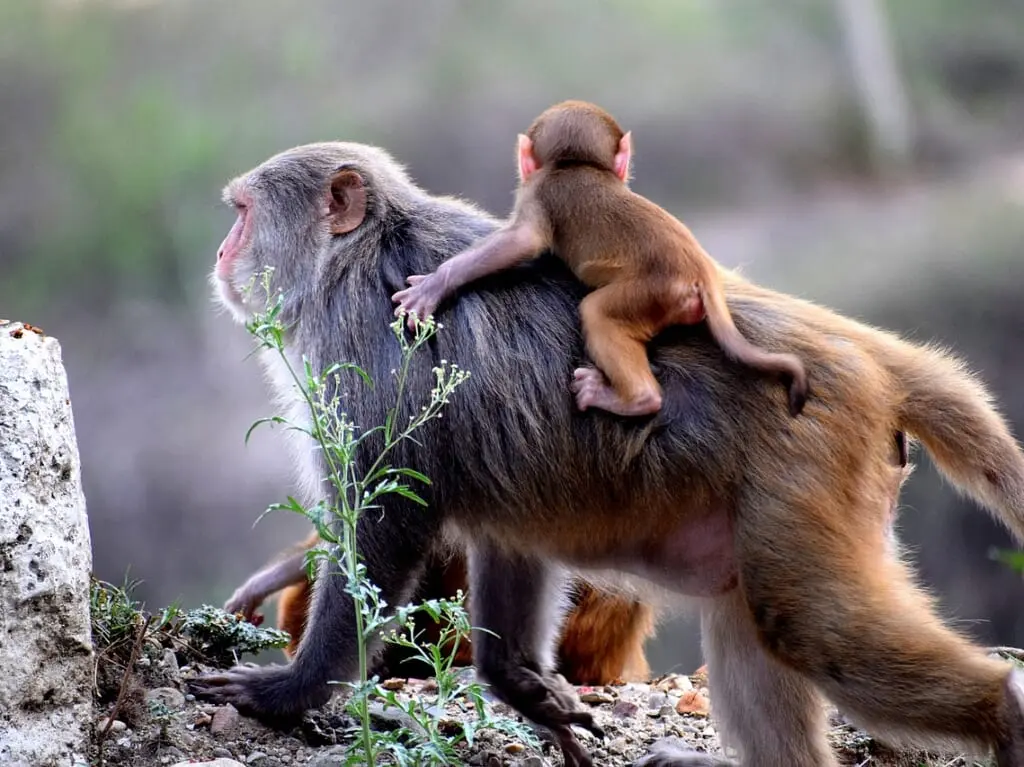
[89,636,1004,767]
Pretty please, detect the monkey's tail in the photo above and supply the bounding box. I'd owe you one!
[700,283,809,417]
[883,338,1024,543]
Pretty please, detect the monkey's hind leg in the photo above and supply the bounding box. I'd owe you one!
[572,284,663,417]
[739,492,1024,766]
[636,588,833,767]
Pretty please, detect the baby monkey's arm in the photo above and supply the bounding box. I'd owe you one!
[392,220,546,330]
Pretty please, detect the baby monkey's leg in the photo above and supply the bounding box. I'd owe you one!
[573,284,663,416]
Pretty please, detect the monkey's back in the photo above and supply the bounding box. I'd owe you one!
[534,165,708,287]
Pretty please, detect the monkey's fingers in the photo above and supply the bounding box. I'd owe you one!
[188,672,261,710]
[390,290,438,331]
[223,594,258,621]
[188,664,327,724]
[405,275,426,286]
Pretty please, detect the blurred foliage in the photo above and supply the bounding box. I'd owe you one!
[1,0,1023,316]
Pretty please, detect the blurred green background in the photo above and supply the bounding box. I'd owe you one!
[2,0,1023,674]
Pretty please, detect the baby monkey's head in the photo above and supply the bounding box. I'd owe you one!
[519,100,631,183]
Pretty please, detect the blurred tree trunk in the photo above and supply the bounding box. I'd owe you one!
[834,0,915,173]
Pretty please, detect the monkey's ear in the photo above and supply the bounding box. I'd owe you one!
[614,132,632,183]
[327,169,368,234]
[517,134,538,182]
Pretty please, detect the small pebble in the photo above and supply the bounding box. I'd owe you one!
[246,752,268,763]
[675,689,711,717]
[579,689,614,705]
[505,742,527,754]
[211,748,234,759]
[97,717,127,733]
[146,686,186,710]
[656,673,693,693]
[210,704,240,735]
[305,746,347,767]
[517,757,546,767]
[381,677,406,690]
[607,737,628,755]
[171,760,244,767]
[611,700,639,719]
[647,691,669,710]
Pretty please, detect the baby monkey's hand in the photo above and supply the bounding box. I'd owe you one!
[392,273,447,331]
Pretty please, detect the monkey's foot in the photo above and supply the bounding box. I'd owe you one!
[188,663,331,725]
[571,367,662,417]
[488,666,602,767]
[633,736,736,766]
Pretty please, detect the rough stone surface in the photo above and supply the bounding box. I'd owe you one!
[0,322,93,767]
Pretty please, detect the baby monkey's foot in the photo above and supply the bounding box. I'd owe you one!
[571,367,662,416]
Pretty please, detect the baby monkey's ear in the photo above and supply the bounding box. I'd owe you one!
[614,131,632,183]
[517,134,539,183]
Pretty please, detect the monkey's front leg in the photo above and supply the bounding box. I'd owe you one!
[391,223,545,330]
[467,541,603,767]
[223,547,308,623]
[190,503,440,723]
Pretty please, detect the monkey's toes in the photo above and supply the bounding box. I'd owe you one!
[571,368,606,410]
[553,727,595,767]
[572,367,603,383]
[188,664,328,725]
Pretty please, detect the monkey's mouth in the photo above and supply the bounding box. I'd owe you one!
[210,270,249,323]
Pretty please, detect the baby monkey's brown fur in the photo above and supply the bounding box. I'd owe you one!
[393,100,808,417]
[224,531,654,686]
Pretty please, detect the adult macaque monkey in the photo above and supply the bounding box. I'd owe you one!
[392,100,807,418]
[193,140,1024,767]
[224,531,655,685]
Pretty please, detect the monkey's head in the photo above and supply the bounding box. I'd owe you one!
[212,142,417,324]
[519,100,632,184]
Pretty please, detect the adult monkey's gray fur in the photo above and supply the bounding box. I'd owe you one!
[192,141,1024,767]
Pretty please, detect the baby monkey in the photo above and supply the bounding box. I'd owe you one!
[393,100,808,417]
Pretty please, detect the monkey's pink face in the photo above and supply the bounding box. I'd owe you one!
[213,185,255,321]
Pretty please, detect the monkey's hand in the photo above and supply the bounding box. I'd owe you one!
[633,736,736,766]
[188,664,331,726]
[391,273,448,331]
[223,587,263,622]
